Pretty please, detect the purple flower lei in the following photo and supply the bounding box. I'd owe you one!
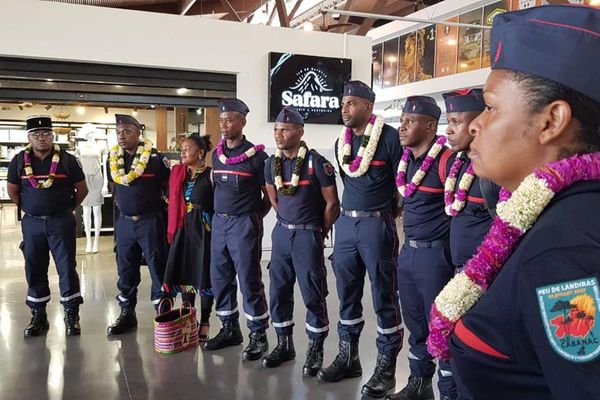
[216,138,265,165]
[344,114,377,173]
[396,136,447,197]
[444,158,475,216]
[427,151,600,361]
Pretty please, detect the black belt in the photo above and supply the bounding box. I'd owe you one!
[121,212,156,222]
[25,211,71,220]
[276,221,321,231]
[342,209,385,218]
[406,239,448,249]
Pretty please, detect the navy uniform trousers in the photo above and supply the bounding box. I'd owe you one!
[211,212,269,332]
[115,214,169,308]
[333,212,403,359]
[21,212,82,308]
[397,240,455,396]
[270,224,329,340]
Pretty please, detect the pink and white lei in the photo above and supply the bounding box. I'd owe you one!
[337,114,384,178]
[444,152,476,216]
[396,136,447,197]
[216,138,265,165]
[427,152,600,360]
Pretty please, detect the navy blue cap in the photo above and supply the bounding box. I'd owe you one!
[491,5,600,103]
[218,98,250,116]
[275,107,304,125]
[443,89,485,113]
[343,80,376,103]
[26,115,53,132]
[403,96,441,120]
[115,114,141,129]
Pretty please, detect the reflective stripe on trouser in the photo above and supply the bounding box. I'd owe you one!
[332,213,403,359]
[269,225,329,339]
[21,213,82,309]
[210,213,269,333]
[397,242,456,398]
[114,215,170,309]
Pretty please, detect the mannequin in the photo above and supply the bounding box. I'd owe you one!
[76,124,108,253]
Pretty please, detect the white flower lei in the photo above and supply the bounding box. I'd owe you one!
[337,115,385,178]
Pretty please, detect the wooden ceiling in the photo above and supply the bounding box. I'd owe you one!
[38,0,442,35]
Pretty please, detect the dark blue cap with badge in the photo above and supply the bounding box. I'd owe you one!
[115,114,141,129]
[403,96,441,120]
[491,5,600,103]
[218,98,250,116]
[343,80,376,103]
[443,89,485,113]
[26,115,53,132]
[275,106,304,125]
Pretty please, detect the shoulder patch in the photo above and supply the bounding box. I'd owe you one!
[323,162,335,176]
[162,157,171,168]
[536,277,600,363]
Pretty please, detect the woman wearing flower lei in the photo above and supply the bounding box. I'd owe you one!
[205,98,272,362]
[390,96,458,400]
[262,106,339,374]
[424,6,600,400]
[442,89,500,276]
[107,114,172,336]
[322,81,403,400]
[164,134,214,342]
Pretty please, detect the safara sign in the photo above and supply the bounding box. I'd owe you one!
[268,52,352,124]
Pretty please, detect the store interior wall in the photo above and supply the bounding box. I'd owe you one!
[0,104,176,146]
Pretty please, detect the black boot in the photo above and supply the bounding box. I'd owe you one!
[385,376,434,400]
[361,353,397,398]
[303,337,325,377]
[317,340,362,382]
[242,332,269,361]
[262,334,295,368]
[203,320,243,350]
[24,308,49,337]
[106,308,137,335]
[64,306,81,336]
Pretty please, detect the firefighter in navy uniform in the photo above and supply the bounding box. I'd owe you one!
[442,89,499,273]
[203,98,272,362]
[387,96,456,400]
[262,107,339,375]
[6,115,88,337]
[106,114,171,335]
[318,81,404,399]
[445,6,600,399]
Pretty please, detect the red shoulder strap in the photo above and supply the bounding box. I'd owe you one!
[438,148,453,184]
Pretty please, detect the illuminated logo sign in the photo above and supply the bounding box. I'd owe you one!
[269,52,352,124]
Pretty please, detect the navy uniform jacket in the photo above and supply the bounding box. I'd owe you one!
[212,136,268,215]
[8,149,85,216]
[402,141,455,241]
[451,181,600,399]
[106,147,170,216]
[334,123,401,212]
[449,154,496,266]
[265,149,336,226]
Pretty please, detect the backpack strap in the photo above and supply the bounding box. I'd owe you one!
[438,148,453,184]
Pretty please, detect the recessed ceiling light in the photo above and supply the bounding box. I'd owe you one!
[177,88,188,95]
[303,22,314,32]
[77,106,85,115]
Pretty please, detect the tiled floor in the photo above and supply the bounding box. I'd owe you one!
[0,204,429,400]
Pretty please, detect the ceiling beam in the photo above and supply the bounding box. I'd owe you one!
[275,0,289,27]
[355,0,388,36]
[267,6,277,25]
[178,0,198,15]
[288,0,303,20]
[218,0,242,21]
